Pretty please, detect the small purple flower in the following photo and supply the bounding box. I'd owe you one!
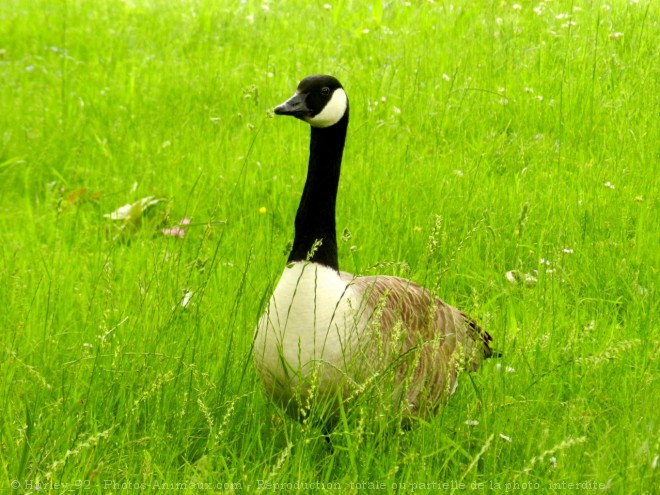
[162,218,192,238]
[162,227,185,238]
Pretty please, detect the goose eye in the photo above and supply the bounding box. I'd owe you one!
[321,87,330,96]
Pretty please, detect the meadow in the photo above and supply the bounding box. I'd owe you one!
[1,0,658,493]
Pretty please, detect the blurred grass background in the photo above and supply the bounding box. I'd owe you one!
[1,0,658,492]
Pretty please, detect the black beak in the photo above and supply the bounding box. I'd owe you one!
[274,93,310,118]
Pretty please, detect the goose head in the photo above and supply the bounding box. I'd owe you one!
[274,75,348,128]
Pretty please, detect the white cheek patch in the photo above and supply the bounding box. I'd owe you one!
[305,89,348,128]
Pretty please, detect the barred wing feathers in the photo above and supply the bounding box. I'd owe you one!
[343,273,493,417]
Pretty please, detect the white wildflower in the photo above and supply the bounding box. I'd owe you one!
[505,271,518,285]
[104,196,162,221]
[505,270,537,287]
[496,363,516,373]
[181,291,193,309]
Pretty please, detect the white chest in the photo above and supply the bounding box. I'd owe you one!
[254,262,364,398]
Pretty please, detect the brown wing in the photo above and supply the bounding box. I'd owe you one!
[341,272,493,419]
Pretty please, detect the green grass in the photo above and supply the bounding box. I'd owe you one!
[1,0,658,493]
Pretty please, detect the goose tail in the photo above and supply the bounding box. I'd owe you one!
[461,312,501,359]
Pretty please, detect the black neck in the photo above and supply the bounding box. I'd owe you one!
[287,112,348,271]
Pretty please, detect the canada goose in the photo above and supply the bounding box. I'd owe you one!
[254,75,493,427]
